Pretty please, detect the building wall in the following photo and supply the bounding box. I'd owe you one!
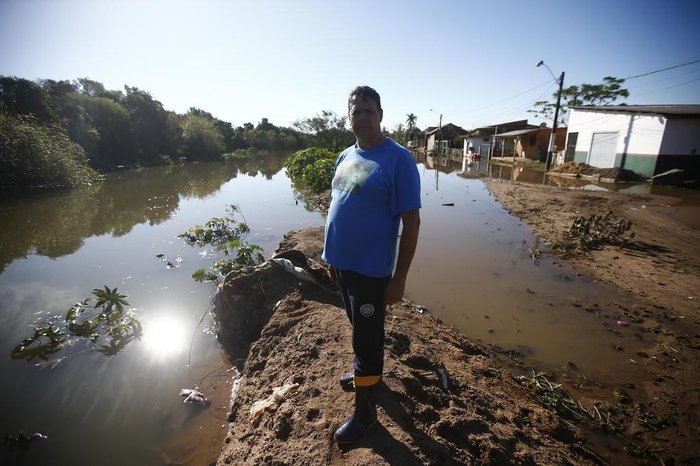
[568,109,666,177]
[656,118,700,177]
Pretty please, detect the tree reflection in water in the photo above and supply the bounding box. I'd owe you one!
[0,153,291,273]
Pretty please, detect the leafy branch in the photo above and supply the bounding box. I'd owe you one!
[10,286,141,366]
[179,205,264,282]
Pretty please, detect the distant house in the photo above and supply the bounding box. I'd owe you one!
[462,120,539,158]
[567,105,700,179]
[426,123,468,155]
[491,127,567,161]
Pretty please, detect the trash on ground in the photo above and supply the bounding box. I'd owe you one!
[249,383,299,421]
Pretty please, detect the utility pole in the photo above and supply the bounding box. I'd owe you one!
[430,109,443,155]
[438,113,443,156]
[536,60,565,171]
[548,71,565,170]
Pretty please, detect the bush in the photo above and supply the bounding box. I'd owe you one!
[302,157,336,193]
[285,147,337,193]
[0,114,100,192]
[285,147,335,178]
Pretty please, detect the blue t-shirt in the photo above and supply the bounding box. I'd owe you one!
[322,138,421,277]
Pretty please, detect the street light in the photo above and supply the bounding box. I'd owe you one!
[536,60,565,171]
[429,108,443,156]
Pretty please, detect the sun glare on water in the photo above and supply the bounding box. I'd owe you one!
[142,314,189,359]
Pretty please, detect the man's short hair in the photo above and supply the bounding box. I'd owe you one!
[348,86,382,111]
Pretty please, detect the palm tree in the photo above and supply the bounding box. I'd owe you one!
[405,113,417,129]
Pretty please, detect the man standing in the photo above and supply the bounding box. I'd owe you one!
[322,86,421,444]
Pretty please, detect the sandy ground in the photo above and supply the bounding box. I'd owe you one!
[212,181,700,466]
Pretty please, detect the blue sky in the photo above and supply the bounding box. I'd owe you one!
[1,0,699,131]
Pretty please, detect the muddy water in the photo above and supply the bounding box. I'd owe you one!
[408,154,662,384]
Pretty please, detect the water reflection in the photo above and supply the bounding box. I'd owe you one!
[0,153,290,273]
[141,314,188,360]
[412,150,666,195]
[0,155,326,466]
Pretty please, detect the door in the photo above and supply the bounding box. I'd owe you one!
[588,132,618,168]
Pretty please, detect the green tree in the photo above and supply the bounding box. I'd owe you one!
[530,76,629,126]
[80,95,133,168]
[181,112,225,160]
[123,86,171,165]
[406,113,417,129]
[391,123,406,144]
[293,110,354,151]
[0,114,98,192]
[0,76,55,122]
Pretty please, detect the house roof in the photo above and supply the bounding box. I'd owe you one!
[467,120,539,136]
[572,105,700,117]
[481,119,531,129]
[426,123,468,135]
[492,128,540,138]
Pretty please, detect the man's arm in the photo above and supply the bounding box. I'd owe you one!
[384,209,420,305]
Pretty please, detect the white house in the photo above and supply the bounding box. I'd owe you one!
[567,105,700,179]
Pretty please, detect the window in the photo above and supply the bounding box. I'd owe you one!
[565,132,578,162]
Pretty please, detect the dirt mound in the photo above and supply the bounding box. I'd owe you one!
[550,162,600,176]
[214,228,604,465]
[598,167,648,182]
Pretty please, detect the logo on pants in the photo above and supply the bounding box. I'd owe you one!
[359,303,375,317]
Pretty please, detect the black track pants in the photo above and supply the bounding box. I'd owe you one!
[335,269,390,387]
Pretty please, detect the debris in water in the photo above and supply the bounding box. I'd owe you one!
[3,431,47,450]
[441,203,455,206]
[179,388,211,406]
[616,320,630,327]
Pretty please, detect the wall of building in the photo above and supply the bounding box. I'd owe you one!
[657,118,700,177]
[568,109,666,177]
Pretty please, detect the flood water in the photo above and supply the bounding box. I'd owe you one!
[0,151,690,465]
[409,154,660,380]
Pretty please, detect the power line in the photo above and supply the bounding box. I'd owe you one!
[623,58,700,80]
[632,76,700,97]
[473,83,557,126]
[475,79,552,109]
[625,66,700,90]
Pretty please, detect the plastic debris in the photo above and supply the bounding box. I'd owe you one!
[267,258,319,286]
[179,388,211,406]
[616,320,630,327]
[437,366,450,389]
[249,383,299,421]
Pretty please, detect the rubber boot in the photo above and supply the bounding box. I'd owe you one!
[339,371,354,392]
[334,385,377,444]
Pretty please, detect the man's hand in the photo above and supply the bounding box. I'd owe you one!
[384,276,405,305]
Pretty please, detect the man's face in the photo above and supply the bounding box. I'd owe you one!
[348,95,383,141]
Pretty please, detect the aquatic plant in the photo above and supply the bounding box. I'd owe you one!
[10,286,141,366]
[179,205,264,282]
